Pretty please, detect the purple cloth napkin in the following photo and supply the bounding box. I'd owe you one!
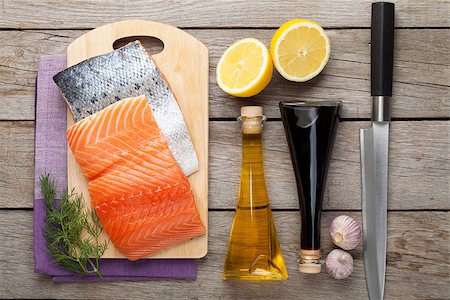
[34,55,197,282]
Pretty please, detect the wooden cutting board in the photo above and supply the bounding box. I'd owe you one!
[66,20,208,259]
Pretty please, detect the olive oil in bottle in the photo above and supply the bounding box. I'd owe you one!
[222,106,288,281]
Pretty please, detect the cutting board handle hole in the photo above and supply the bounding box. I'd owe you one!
[113,36,164,55]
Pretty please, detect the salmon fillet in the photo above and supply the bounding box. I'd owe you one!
[66,95,205,260]
[54,41,198,176]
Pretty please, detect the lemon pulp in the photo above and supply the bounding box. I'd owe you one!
[217,38,272,97]
[271,20,330,82]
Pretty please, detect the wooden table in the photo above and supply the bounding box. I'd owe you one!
[0,1,448,299]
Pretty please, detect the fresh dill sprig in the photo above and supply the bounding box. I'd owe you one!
[40,174,108,278]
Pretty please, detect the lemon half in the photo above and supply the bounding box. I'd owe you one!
[217,38,273,97]
[270,20,330,82]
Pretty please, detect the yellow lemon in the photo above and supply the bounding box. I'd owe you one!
[217,38,273,97]
[270,19,330,82]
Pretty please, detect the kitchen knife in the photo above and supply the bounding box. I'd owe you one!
[360,2,394,300]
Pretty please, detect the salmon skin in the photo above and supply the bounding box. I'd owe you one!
[66,95,205,260]
[54,41,198,176]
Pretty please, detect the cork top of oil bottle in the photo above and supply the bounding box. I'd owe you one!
[240,106,265,134]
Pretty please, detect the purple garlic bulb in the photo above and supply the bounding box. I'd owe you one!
[329,215,361,250]
[326,249,353,279]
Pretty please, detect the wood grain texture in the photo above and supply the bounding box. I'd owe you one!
[0,0,449,29]
[65,20,209,259]
[0,121,35,207]
[207,29,450,119]
[0,29,449,120]
[210,120,450,210]
[0,210,448,299]
[0,2,448,298]
[1,120,448,210]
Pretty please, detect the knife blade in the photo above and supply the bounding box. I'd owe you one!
[361,122,389,300]
[361,3,395,300]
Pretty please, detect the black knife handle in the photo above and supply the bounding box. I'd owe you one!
[371,2,395,96]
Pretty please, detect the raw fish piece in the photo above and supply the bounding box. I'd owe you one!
[66,95,205,260]
[54,41,198,176]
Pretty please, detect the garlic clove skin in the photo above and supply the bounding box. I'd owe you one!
[329,215,361,250]
[326,249,353,279]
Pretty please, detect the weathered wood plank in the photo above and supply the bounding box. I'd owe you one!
[208,29,450,119]
[210,121,450,210]
[0,29,449,120]
[1,120,448,210]
[0,211,448,299]
[0,121,35,207]
[0,0,449,29]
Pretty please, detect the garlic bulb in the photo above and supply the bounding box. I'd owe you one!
[326,249,353,279]
[329,215,361,250]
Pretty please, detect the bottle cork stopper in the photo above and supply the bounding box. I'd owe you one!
[240,106,264,134]
[241,106,263,118]
[298,249,322,274]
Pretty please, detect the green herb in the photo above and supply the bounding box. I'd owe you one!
[40,174,108,278]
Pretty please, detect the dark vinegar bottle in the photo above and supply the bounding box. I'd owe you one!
[279,101,340,274]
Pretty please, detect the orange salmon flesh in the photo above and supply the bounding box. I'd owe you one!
[66,95,205,260]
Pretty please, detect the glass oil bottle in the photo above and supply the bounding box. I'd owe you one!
[222,106,288,281]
